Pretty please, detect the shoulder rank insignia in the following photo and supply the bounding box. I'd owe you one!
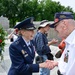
[15,41,19,44]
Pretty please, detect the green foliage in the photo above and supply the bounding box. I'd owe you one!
[0,25,7,60]
[0,0,74,28]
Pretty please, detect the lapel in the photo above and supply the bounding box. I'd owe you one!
[19,36,35,58]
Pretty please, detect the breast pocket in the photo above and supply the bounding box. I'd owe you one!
[24,53,33,64]
[21,49,33,63]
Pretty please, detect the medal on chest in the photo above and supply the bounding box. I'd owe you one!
[64,50,69,63]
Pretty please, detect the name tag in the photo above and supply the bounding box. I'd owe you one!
[24,54,28,57]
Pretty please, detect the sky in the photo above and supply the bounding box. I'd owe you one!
[52,0,75,12]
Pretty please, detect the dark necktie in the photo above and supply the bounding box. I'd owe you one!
[28,44,32,53]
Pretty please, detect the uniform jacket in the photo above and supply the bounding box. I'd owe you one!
[8,36,39,75]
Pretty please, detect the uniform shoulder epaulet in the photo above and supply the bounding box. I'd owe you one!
[15,40,20,45]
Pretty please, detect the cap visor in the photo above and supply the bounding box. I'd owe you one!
[50,22,59,28]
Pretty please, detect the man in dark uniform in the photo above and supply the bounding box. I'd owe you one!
[8,17,54,75]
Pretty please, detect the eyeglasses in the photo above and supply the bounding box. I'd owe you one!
[54,20,65,28]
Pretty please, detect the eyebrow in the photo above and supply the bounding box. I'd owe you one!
[55,20,64,28]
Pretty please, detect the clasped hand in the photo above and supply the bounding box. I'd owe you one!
[39,60,58,70]
[45,60,58,70]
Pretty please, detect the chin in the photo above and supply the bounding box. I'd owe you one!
[30,37,33,40]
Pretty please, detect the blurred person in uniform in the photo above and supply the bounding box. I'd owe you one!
[33,20,58,75]
[50,11,75,75]
[8,17,55,75]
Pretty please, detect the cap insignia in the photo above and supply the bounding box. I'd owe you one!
[60,15,66,19]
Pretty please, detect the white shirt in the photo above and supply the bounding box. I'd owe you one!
[13,34,18,41]
[58,30,75,75]
[22,37,32,53]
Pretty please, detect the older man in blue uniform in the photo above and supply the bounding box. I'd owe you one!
[8,17,54,75]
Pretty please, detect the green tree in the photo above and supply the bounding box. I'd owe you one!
[1,0,22,27]
[0,0,74,28]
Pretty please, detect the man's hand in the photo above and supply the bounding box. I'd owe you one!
[39,60,58,70]
[45,60,58,69]
[48,39,58,46]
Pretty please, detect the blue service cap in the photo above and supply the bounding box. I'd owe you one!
[50,12,74,28]
[14,17,36,30]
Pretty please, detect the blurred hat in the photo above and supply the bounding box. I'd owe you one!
[50,12,74,28]
[14,17,36,30]
[38,20,50,28]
